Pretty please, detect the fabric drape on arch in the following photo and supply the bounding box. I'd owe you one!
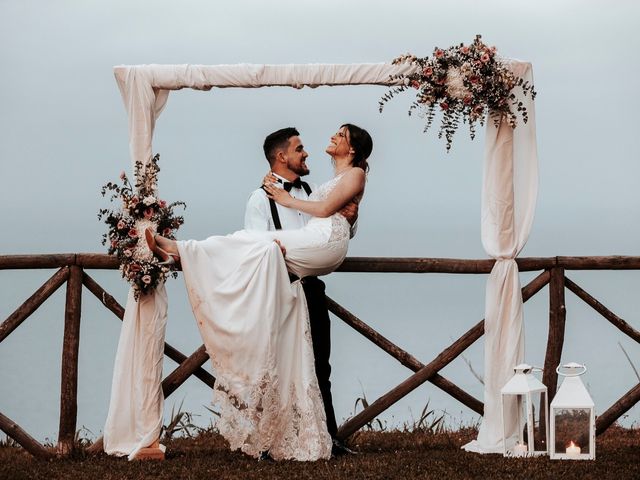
[463,62,538,453]
[102,62,538,458]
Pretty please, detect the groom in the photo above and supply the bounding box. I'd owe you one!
[244,127,357,455]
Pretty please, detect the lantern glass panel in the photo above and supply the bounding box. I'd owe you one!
[529,392,547,452]
[553,408,591,455]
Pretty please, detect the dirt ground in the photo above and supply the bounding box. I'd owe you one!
[1,426,639,480]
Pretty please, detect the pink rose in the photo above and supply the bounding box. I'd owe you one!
[459,46,470,54]
[119,171,126,180]
[481,53,490,63]
[142,275,152,284]
[159,200,167,208]
[410,80,421,89]
[117,220,126,230]
[440,102,449,111]
[144,207,154,220]
[130,196,139,206]
[128,228,138,238]
[434,49,444,58]
[110,239,118,248]
[422,67,433,77]
[129,263,141,273]
[162,228,172,237]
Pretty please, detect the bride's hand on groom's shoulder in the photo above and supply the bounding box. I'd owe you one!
[263,179,294,207]
[263,171,278,186]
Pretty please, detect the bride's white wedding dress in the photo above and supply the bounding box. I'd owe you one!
[177,173,356,461]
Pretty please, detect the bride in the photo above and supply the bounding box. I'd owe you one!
[147,124,371,461]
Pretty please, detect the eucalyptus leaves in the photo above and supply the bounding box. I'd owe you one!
[380,35,536,151]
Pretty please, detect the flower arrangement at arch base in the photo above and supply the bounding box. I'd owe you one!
[98,154,186,300]
[380,35,536,151]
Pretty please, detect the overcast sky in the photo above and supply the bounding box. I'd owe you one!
[1,0,639,440]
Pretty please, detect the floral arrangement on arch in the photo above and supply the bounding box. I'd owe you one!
[98,154,186,299]
[379,35,536,151]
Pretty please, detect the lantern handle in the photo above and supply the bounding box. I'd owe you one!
[556,363,587,377]
[513,364,543,374]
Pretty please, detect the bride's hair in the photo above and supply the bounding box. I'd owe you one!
[342,123,372,173]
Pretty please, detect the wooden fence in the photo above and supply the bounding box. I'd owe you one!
[1,253,639,458]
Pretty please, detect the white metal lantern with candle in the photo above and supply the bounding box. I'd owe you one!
[500,363,549,457]
[550,362,595,460]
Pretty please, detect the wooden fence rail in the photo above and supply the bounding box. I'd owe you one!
[0,253,639,457]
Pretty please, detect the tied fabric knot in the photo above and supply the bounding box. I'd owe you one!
[283,177,309,192]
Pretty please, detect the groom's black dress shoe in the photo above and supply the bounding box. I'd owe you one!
[258,451,274,462]
[331,439,356,457]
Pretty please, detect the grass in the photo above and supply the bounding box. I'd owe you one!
[1,425,639,480]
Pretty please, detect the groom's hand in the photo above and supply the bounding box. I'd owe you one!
[274,239,286,257]
[339,200,359,226]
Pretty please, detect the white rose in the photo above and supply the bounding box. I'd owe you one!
[446,67,471,101]
[143,196,156,206]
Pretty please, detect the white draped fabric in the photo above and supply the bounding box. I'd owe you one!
[103,286,168,459]
[104,61,537,458]
[463,62,538,453]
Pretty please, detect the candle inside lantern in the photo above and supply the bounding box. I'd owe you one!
[512,442,528,456]
[566,441,581,457]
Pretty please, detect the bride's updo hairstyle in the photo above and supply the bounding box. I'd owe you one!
[342,123,372,173]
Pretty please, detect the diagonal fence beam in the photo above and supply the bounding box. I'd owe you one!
[88,344,215,455]
[596,382,640,435]
[0,411,54,460]
[83,274,217,455]
[162,345,213,397]
[565,275,640,344]
[336,270,551,440]
[0,267,70,343]
[337,320,484,440]
[327,296,483,415]
[81,273,215,387]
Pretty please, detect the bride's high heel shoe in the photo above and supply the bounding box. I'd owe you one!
[145,228,180,266]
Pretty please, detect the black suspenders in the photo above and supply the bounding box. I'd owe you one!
[264,183,312,231]
[268,197,283,230]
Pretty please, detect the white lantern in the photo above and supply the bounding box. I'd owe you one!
[500,363,549,457]
[550,362,595,460]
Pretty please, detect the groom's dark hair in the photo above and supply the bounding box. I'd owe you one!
[263,127,299,166]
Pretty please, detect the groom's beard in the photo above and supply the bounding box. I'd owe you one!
[288,162,310,177]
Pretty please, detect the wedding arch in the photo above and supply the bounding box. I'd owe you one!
[104,60,538,458]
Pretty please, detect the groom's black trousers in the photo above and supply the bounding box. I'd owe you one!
[301,276,338,438]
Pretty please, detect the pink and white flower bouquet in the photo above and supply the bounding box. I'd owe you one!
[380,35,536,151]
[98,154,186,299]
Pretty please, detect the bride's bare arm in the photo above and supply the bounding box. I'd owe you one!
[263,168,365,218]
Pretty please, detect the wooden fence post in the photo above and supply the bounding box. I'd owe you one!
[57,264,82,455]
[541,267,566,426]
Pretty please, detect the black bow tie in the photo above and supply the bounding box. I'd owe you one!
[283,177,308,192]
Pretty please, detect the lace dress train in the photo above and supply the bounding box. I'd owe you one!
[176,175,352,461]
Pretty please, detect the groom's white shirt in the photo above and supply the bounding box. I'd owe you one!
[244,173,315,231]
